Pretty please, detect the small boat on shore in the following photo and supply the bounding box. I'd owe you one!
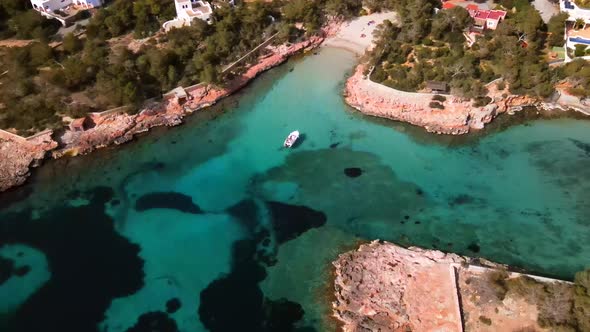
[284,130,300,148]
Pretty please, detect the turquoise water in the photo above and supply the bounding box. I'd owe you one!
[1,47,590,331]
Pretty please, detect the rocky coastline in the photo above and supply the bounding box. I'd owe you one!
[343,64,583,135]
[1,10,589,193]
[0,35,325,192]
[0,131,57,192]
[332,241,581,332]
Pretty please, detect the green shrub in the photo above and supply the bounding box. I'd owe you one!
[473,96,492,107]
[72,10,91,21]
[479,316,492,326]
[370,67,388,83]
[486,270,509,300]
[429,101,445,109]
[432,94,446,102]
[575,45,588,58]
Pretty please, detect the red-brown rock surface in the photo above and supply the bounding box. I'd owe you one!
[0,36,325,192]
[54,36,324,158]
[332,241,577,332]
[333,241,465,332]
[344,65,542,135]
[0,131,57,191]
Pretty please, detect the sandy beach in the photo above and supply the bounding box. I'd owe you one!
[332,11,589,134]
[326,13,509,134]
[323,12,398,55]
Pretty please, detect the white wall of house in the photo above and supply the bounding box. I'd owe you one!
[31,0,72,12]
[175,0,191,22]
[566,35,590,49]
[561,1,590,62]
[164,0,212,30]
[561,0,590,23]
[76,0,103,7]
[31,0,102,12]
[486,19,499,30]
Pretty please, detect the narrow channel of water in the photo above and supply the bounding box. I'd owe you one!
[1,47,590,331]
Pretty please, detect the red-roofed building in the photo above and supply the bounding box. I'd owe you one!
[466,5,507,30]
[442,2,456,9]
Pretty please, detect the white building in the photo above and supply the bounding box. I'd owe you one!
[561,0,590,22]
[31,0,102,13]
[560,1,590,61]
[163,0,213,31]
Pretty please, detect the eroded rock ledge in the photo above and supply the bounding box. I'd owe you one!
[54,36,325,158]
[343,65,561,135]
[332,241,579,332]
[0,36,324,193]
[0,132,57,192]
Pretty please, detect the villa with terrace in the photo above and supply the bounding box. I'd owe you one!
[441,3,507,31]
[163,0,213,31]
[466,4,507,31]
[441,3,507,47]
[560,0,590,61]
[31,0,102,13]
[30,0,102,25]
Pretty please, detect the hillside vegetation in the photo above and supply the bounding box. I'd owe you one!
[0,0,360,135]
[368,0,558,99]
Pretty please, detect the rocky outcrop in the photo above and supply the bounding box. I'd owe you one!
[469,104,498,129]
[53,36,325,158]
[332,241,577,332]
[343,65,549,135]
[332,241,465,332]
[54,106,184,157]
[0,36,326,192]
[0,131,57,192]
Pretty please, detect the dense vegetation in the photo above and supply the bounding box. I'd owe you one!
[0,0,361,134]
[0,0,61,39]
[484,268,590,331]
[556,59,590,98]
[547,12,568,47]
[368,0,560,99]
[0,0,588,134]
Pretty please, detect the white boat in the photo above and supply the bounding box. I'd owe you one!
[283,130,300,148]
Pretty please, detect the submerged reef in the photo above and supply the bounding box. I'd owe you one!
[135,192,203,214]
[199,199,325,331]
[0,187,144,332]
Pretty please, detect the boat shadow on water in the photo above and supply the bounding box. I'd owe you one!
[291,133,306,148]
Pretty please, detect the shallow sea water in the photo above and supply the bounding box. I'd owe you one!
[1,47,590,331]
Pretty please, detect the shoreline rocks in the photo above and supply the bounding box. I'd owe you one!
[332,241,466,332]
[332,241,577,332]
[0,35,325,193]
[0,131,57,192]
[343,64,587,135]
[53,35,325,159]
